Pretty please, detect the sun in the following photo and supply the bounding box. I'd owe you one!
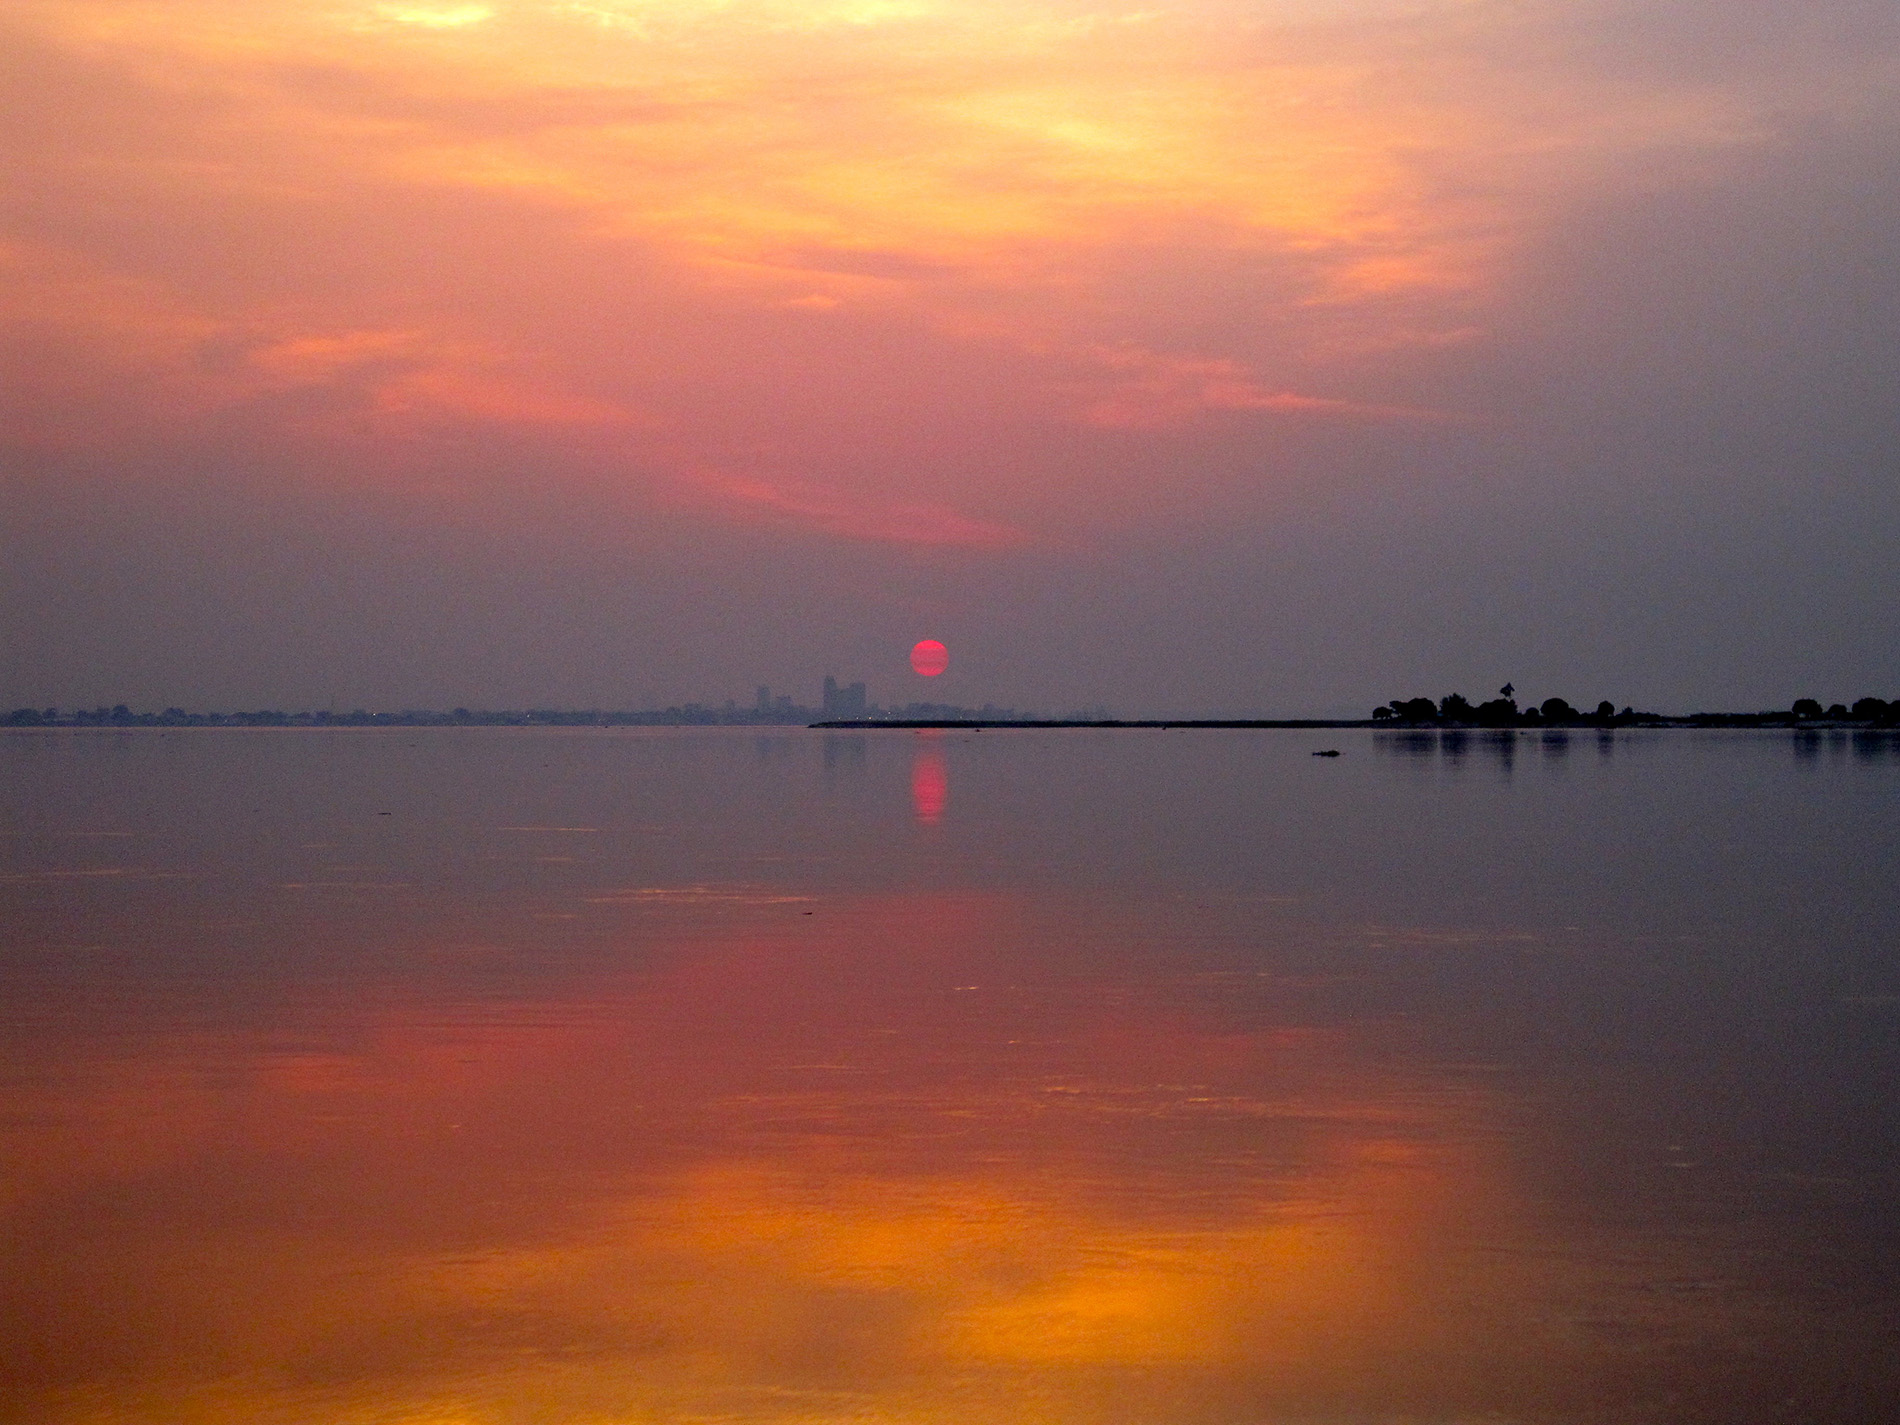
[910,640,948,677]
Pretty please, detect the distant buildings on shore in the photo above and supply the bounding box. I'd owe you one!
[60,681,1898,733]
[2,674,1030,728]
[821,676,867,719]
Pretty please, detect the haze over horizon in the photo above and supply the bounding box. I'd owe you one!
[4,1,1898,717]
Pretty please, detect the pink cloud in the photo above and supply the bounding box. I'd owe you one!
[676,469,1032,551]
[1069,347,1465,431]
[243,329,638,428]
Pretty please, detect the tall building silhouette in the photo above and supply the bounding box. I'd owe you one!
[823,675,867,718]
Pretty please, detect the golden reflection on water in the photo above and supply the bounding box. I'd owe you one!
[0,890,1717,1423]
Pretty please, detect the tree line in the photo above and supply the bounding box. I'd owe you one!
[1372,692,1900,727]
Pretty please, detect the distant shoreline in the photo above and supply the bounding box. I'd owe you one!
[5,711,1895,733]
[813,717,1899,731]
[10,688,1896,732]
[816,719,1362,730]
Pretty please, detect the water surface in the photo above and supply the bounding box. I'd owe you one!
[2,727,1897,1424]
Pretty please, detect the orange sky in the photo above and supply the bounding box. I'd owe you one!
[3,1,1898,709]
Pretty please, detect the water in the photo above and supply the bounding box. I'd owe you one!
[1,726,1896,1424]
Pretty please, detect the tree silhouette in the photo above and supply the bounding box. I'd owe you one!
[1474,697,1519,726]
[1384,697,1439,722]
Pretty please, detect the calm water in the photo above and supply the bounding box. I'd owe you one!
[2,727,1897,1425]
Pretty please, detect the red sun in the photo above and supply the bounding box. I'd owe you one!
[910,639,948,677]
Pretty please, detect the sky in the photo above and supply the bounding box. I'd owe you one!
[2,0,1897,715]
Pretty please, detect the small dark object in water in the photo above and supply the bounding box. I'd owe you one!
[1313,749,1341,757]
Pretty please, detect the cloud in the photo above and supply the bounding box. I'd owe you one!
[245,329,640,426]
[1065,345,1464,430]
[373,3,496,27]
[676,469,1034,549]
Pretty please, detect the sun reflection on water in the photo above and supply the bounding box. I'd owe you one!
[911,734,949,823]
